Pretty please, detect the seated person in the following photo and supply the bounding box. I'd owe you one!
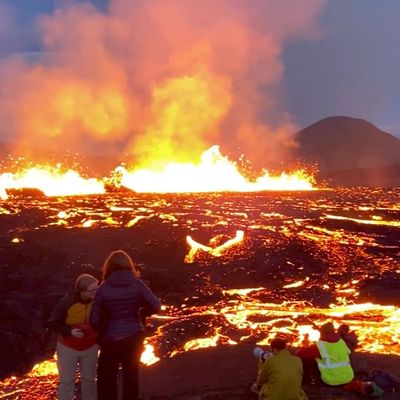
[255,337,308,400]
[297,322,354,386]
[337,323,368,375]
[338,324,358,352]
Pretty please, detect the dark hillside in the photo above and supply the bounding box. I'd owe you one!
[295,116,400,170]
[294,116,400,186]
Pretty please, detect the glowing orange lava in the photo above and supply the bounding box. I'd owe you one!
[185,230,245,263]
[326,214,400,227]
[0,147,315,198]
[0,166,105,200]
[118,146,315,193]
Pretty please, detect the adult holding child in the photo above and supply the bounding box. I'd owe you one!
[90,250,161,400]
[48,273,99,400]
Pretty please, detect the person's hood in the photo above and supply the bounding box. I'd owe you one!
[106,269,136,287]
[321,332,341,343]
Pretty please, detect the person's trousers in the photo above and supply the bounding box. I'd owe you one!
[56,342,99,400]
[301,357,321,385]
[97,332,145,400]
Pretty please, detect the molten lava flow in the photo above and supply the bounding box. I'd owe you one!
[185,230,244,263]
[326,214,400,227]
[161,301,399,358]
[282,278,309,289]
[117,146,315,193]
[181,328,237,353]
[140,342,160,366]
[29,359,58,377]
[216,298,400,354]
[0,166,105,199]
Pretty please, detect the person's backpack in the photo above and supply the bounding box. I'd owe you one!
[364,382,385,397]
[368,369,396,392]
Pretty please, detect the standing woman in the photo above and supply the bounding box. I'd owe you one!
[48,273,99,400]
[90,250,161,400]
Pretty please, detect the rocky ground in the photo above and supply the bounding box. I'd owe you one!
[139,344,400,400]
[1,344,399,399]
[1,190,399,399]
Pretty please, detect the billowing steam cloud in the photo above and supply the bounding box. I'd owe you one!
[0,0,326,170]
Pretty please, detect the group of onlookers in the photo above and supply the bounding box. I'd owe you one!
[48,251,398,400]
[253,321,398,399]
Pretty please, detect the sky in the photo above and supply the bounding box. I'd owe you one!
[283,0,400,137]
[0,0,399,165]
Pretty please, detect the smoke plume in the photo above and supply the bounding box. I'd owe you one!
[0,0,326,170]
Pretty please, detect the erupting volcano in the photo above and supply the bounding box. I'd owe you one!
[0,0,326,195]
[1,0,400,399]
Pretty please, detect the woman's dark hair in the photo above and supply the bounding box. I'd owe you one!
[103,250,140,280]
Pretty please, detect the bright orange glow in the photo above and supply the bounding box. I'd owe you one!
[29,359,58,377]
[23,82,130,140]
[140,342,160,366]
[185,230,244,263]
[119,146,315,193]
[282,278,309,289]
[82,219,97,228]
[182,331,237,353]
[326,214,400,227]
[0,148,315,198]
[217,299,400,354]
[0,166,105,199]
[130,74,232,168]
[183,335,219,352]
[152,300,400,359]
[296,325,320,342]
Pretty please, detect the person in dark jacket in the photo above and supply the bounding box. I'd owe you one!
[90,250,161,400]
[48,273,99,400]
[337,324,367,374]
[337,324,359,352]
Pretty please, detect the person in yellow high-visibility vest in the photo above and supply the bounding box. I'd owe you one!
[316,322,354,385]
[298,322,354,386]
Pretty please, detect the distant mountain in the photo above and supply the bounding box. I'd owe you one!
[295,116,400,170]
[294,116,400,186]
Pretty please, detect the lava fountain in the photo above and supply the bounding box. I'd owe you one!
[0,146,316,200]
